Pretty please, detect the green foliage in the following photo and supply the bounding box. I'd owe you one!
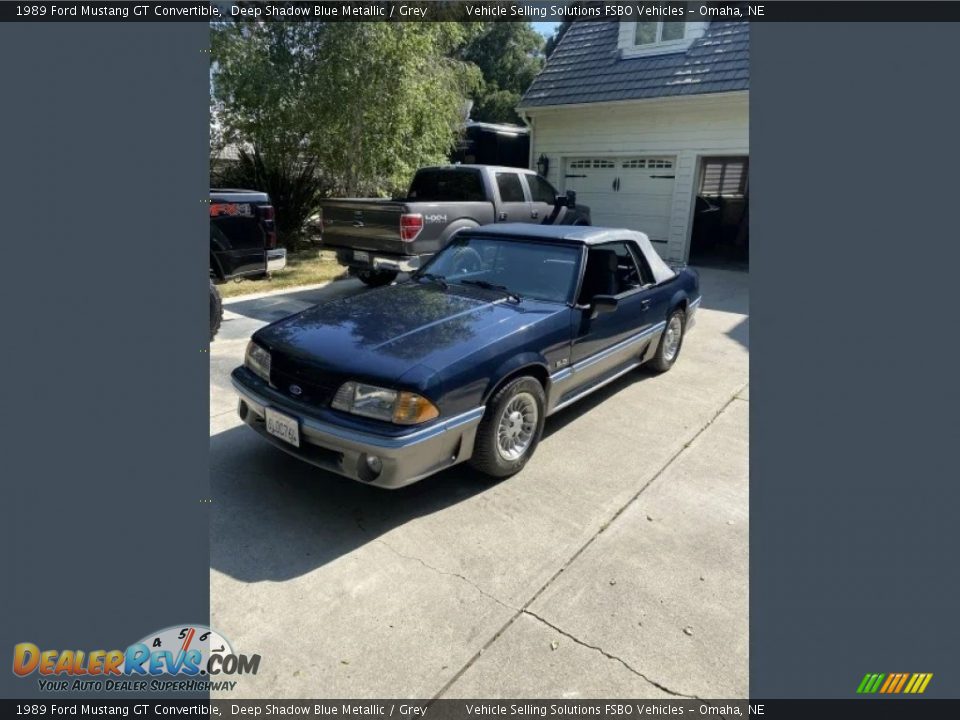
[460,22,544,123]
[212,21,481,202]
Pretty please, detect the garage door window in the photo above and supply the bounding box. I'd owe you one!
[496,172,525,203]
[622,158,674,169]
[569,159,615,169]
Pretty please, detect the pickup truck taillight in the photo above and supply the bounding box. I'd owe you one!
[400,213,423,243]
[259,204,278,249]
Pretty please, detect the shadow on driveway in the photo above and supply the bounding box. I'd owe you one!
[210,423,494,584]
[209,368,657,585]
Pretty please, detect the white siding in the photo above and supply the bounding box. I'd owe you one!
[526,93,749,262]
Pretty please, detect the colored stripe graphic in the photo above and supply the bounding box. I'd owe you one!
[894,673,910,693]
[858,672,933,694]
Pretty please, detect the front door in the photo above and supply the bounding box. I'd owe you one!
[565,242,660,395]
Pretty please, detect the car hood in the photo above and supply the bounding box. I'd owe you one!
[254,282,564,383]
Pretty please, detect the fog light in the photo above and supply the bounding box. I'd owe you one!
[365,455,383,474]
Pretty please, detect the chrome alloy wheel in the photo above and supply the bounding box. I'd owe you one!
[663,314,684,362]
[496,392,538,462]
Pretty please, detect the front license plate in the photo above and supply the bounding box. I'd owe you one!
[354,250,370,262]
[265,407,300,448]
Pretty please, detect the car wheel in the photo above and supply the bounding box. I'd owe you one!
[209,279,223,342]
[356,269,398,287]
[470,376,546,478]
[648,307,686,373]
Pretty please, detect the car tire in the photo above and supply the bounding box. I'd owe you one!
[356,269,398,287]
[470,376,546,479]
[648,307,686,373]
[209,279,223,342]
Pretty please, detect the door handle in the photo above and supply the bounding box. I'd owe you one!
[531,210,539,219]
[639,299,651,311]
[498,212,507,221]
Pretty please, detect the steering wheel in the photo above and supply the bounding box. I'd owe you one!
[449,247,483,275]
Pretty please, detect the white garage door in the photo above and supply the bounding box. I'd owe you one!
[564,157,676,242]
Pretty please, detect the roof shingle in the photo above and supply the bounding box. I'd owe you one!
[520,21,749,108]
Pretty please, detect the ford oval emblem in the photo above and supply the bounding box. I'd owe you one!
[289,384,303,397]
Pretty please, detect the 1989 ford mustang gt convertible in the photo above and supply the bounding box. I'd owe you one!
[232,224,700,488]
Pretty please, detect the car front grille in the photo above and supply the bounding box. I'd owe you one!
[269,354,346,407]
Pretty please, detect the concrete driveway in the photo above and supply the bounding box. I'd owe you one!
[209,267,749,699]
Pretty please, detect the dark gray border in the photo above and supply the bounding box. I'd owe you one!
[0,22,210,698]
[751,22,960,697]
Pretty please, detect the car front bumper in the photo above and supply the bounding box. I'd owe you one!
[231,367,483,489]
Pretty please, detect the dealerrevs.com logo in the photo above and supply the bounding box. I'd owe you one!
[13,624,260,693]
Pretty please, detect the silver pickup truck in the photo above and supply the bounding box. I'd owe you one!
[316,165,591,286]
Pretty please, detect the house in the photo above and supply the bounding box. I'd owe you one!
[518,20,749,266]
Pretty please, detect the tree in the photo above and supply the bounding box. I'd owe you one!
[544,21,574,58]
[211,21,481,223]
[460,23,544,124]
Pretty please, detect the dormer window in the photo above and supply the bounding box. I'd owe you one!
[618,20,707,58]
[635,22,687,47]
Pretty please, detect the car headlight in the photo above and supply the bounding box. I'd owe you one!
[244,341,271,383]
[331,381,439,425]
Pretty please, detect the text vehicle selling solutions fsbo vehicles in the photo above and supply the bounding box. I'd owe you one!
[231,224,700,488]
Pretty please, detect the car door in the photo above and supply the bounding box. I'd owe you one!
[524,173,560,223]
[564,242,661,395]
[493,171,533,223]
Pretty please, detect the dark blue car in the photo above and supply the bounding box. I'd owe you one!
[231,224,701,488]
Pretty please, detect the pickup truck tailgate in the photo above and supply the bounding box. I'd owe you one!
[320,199,412,256]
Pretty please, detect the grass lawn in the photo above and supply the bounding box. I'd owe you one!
[218,248,346,299]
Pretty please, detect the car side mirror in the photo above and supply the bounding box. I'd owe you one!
[591,295,618,314]
[566,189,577,206]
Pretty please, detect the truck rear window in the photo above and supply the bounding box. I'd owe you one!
[408,169,485,202]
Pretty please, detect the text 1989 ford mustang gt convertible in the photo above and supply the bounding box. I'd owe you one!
[231,224,700,488]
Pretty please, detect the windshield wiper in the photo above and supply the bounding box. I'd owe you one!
[459,279,522,303]
[415,272,448,290]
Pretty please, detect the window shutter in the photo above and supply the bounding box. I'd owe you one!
[700,159,748,197]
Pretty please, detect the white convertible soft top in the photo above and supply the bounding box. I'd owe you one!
[617,229,676,284]
[464,224,678,285]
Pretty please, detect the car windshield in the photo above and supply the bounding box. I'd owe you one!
[418,236,581,304]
